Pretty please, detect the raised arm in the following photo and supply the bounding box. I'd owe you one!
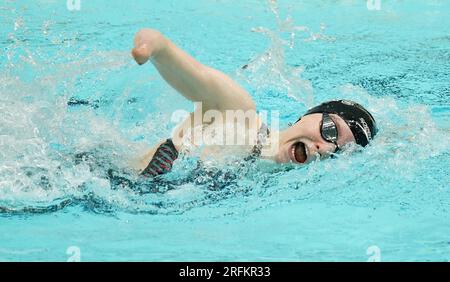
[131,29,255,112]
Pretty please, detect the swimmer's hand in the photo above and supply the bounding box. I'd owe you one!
[131,29,166,65]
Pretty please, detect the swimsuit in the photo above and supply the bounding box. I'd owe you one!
[140,123,270,178]
[140,139,179,177]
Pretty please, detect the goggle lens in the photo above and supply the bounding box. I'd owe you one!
[321,113,340,153]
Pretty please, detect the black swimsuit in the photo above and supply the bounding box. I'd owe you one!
[140,139,179,177]
[140,123,270,178]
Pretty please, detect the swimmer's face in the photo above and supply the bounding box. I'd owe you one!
[275,113,356,164]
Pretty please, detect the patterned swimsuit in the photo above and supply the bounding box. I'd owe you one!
[140,123,270,178]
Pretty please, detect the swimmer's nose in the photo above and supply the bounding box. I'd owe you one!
[311,141,335,159]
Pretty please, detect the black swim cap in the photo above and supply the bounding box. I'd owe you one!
[301,100,378,147]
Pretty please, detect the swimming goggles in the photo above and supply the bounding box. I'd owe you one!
[320,112,340,153]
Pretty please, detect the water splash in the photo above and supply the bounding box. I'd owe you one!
[0,12,147,214]
[237,0,334,107]
[1,0,448,218]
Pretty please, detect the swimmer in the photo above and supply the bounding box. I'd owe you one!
[129,29,378,177]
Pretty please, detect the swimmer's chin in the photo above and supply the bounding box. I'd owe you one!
[271,152,302,165]
[270,143,304,165]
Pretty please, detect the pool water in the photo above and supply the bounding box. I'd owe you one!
[1,0,449,262]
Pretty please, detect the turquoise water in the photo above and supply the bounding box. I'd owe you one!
[1,0,449,261]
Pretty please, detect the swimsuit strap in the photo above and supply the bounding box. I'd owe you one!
[245,123,270,161]
[141,139,179,177]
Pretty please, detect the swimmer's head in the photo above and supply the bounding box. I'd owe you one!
[274,100,377,164]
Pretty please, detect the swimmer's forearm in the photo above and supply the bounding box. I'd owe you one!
[132,29,255,111]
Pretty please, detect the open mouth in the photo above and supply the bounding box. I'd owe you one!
[290,142,307,164]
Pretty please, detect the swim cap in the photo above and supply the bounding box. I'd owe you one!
[301,100,378,147]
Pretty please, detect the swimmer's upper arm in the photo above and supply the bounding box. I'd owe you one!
[148,32,256,112]
[201,66,256,112]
